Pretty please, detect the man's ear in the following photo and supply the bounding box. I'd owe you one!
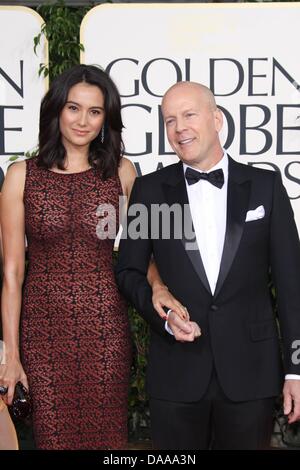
[214,107,223,133]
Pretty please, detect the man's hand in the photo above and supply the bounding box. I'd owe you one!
[283,379,300,423]
[167,311,201,342]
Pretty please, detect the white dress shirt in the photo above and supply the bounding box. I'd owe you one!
[183,154,228,295]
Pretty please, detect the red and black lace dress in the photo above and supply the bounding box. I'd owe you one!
[21,158,131,449]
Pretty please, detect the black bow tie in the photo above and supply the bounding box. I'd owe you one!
[185,167,224,189]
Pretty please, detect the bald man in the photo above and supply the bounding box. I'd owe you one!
[116,82,300,450]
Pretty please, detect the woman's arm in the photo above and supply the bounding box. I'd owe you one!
[0,161,28,404]
[118,157,137,201]
[147,259,189,320]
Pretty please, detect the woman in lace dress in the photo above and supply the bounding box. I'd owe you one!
[0,65,184,449]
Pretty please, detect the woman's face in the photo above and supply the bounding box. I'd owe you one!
[59,82,105,151]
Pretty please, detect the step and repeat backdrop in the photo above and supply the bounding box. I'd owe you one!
[0,3,299,229]
[0,6,47,183]
[81,3,300,230]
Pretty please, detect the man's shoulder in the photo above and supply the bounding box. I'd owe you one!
[136,161,181,184]
[230,156,277,183]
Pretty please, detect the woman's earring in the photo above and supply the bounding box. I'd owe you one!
[101,126,105,144]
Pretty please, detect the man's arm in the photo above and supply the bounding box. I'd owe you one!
[116,177,201,341]
[270,172,300,373]
[115,177,167,335]
[270,171,300,421]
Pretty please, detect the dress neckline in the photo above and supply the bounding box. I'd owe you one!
[46,167,94,176]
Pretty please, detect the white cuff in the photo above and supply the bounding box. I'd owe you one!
[164,309,174,335]
[285,374,300,380]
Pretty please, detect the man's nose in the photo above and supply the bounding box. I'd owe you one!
[175,117,186,133]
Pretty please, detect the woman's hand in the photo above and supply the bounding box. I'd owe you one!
[0,359,28,405]
[147,258,189,321]
[152,284,190,321]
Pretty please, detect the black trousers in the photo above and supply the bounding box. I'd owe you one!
[149,369,275,450]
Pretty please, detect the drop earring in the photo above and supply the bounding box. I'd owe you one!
[101,126,105,144]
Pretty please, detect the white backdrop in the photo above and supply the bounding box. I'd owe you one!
[0,6,47,176]
[81,3,300,231]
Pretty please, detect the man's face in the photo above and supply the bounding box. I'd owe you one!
[162,84,223,171]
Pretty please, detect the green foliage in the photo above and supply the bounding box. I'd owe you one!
[8,150,38,163]
[128,305,150,441]
[33,0,91,82]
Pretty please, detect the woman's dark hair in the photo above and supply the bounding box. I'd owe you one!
[37,64,124,179]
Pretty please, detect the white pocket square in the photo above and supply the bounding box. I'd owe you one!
[245,205,265,222]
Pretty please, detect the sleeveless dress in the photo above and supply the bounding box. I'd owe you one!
[20,158,131,450]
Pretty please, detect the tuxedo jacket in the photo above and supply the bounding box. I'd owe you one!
[116,157,300,402]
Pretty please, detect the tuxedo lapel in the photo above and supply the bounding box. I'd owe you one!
[214,158,251,298]
[162,162,211,294]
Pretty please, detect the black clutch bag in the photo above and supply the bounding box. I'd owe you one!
[9,381,32,420]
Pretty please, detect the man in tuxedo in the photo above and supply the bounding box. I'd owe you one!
[115,82,300,449]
